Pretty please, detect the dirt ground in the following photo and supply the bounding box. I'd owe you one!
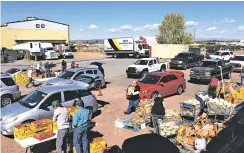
[0,63,242,153]
[73,51,107,59]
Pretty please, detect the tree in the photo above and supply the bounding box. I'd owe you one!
[156,13,193,44]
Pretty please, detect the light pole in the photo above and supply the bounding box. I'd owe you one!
[218,66,225,97]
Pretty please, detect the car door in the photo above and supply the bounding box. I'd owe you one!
[78,90,94,109]
[38,92,62,120]
[158,75,171,97]
[63,90,80,106]
[222,52,230,61]
[72,71,84,80]
[148,60,154,72]
[167,75,180,94]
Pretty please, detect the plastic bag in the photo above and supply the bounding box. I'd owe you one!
[114,118,124,128]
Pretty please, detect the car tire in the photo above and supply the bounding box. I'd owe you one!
[135,53,140,59]
[141,70,148,78]
[225,72,231,79]
[183,64,187,70]
[94,81,102,90]
[1,94,13,107]
[151,92,158,99]
[114,54,119,58]
[86,106,93,120]
[177,85,184,95]
[127,74,131,78]
[160,66,166,72]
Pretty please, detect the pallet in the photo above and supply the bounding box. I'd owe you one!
[122,118,150,132]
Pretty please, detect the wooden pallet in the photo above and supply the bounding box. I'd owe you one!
[123,118,150,132]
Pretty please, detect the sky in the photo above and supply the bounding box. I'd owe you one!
[1,1,244,40]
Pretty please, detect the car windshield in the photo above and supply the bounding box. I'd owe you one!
[58,71,75,79]
[233,56,244,61]
[139,75,161,84]
[213,52,221,55]
[76,75,95,84]
[19,90,47,108]
[142,44,149,49]
[6,69,20,74]
[64,50,71,52]
[134,60,148,65]
[176,53,188,58]
[46,47,53,51]
[202,61,217,68]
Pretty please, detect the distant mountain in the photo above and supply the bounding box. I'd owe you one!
[73,39,104,43]
[196,38,240,41]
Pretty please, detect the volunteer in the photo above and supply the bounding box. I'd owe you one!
[71,61,76,68]
[52,100,70,153]
[124,80,141,114]
[208,77,220,98]
[62,60,67,72]
[44,62,51,78]
[26,66,35,88]
[240,67,244,85]
[73,99,90,153]
[151,96,165,133]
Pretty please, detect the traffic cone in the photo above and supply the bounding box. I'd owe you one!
[97,88,103,96]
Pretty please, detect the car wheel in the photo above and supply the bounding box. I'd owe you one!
[177,85,184,95]
[160,66,166,72]
[183,64,187,70]
[135,54,140,59]
[141,70,148,78]
[22,119,35,124]
[127,74,131,78]
[225,72,231,79]
[94,81,102,90]
[1,94,13,107]
[86,106,93,120]
[63,55,66,59]
[151,92,158,99]
[114,54,119,58]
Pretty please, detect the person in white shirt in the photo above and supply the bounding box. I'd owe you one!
[26,67,35,88]
[36,62,41,77]
[52,100,70,153]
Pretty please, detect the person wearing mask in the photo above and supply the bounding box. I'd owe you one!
[208,77,220,98]
[241,67,244,85]
[71,61,75,68]
[151,96,165,134]
[52,100,70,153]
[26,66,35,88]
[44,62,51,78]
[36,62,41,77]
[73,99,90,153]
[62,60,67,72]
[124,80,141,114]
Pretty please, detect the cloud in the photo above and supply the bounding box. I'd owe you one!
[80,28,84,32]
[223,18,236,23]
[88,24,98,29]
[197,30,202,32]
[206,27,216,31]
[120,25,132,31]
[219,31,225,34]
[108,23,159,33]
[237,25,244,31]
[185,21,199,26]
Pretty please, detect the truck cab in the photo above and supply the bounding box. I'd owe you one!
[42,47,59,60]
[134,42,150,59]
[126,58,168,78]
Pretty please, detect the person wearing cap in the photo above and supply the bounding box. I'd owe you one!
[73,99,90,153]
[151,96,165,134]
[52,100,70,153]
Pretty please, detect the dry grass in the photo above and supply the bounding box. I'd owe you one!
[73,51,107,59]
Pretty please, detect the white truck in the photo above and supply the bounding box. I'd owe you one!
[126,58,168,78]
[55,44,73,58]
[229,54,244,72]
[104,36,157,58]
[41,43,59,60]
[12,42,42,57]
[209,50,234,62]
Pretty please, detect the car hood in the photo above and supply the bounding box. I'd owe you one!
[191,67,215,72]
[129,65,147,69]
[46,78,73,85]
[171,58,187,61]
[137,81,156,91]
[209,55,221,59]
[1,102,30,121]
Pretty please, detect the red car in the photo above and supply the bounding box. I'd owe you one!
[137,71,186,99]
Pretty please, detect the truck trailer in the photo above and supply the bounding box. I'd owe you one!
[104,36,157,58]
[12,42,42,57]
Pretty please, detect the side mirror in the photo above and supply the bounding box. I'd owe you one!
[40,104,50,111]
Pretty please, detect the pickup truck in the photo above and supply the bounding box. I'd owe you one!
[209,50,234,62]
[170,52,204,70]
[229,55,244,72]
[190,59,233,82]
[126,58,168,78]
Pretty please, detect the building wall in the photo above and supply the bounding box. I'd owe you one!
[151,44,189,59]
[1,20,69,49]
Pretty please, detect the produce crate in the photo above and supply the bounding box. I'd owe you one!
[90,137,106,153]
[123,118,150,132]
[64,106,77,117]
[33,129,55,141]
[30,119,53,132]
[180,102,200,123]
[14,123,34,140]
[206,102,235,116]
[52,122,58,131]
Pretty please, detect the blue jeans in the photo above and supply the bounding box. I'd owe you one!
[125,99,139,113]
[73,126,88,153]
[56,128,69,153]
[45,69,51,78]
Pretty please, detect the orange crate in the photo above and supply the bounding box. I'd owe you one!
[33,129,55,141]
[30,119,53,132]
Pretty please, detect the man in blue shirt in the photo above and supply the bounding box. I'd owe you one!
[73,99,90,153]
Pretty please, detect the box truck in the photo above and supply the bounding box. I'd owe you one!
[12,42,42,57]
[104,36,157,58]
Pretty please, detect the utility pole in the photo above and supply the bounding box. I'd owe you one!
[193,27,196,42]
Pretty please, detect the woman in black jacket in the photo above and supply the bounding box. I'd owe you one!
[151,97,165,134]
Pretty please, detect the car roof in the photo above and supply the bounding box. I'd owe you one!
[140,58,157,60]
[148,72,173,77]
[216,50,232,52]
[203,59,220,62]
[37,84,86,94]
[66,65,98,72]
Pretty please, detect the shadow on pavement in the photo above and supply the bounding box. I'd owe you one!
[188,79,209,85]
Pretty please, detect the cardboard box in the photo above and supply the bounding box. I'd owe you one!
[30,119,53,132]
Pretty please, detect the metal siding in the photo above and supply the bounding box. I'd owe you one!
[7,20,68,30]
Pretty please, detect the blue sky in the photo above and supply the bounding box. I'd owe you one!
[1,1,244,40]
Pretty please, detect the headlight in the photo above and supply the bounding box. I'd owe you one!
[142,90,149,93]
[136,68,143,72]
[205,72,211,76]
[3,116,18,124]
[190,71,194,74]
[178,61,183,64]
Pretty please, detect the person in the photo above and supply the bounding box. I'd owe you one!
[205,52,210,59]
[208,77,220,98]
[52,100,70,153]
[44,62,51,78]
[124,80,140,114]
[73,99,90,153]
[71,61,75,68]
[241,67,244,85]
[26,66,35,88]
[62,60,67,72]
[76,63,79,68]
[36,62,41,77]
[151,96,165,134]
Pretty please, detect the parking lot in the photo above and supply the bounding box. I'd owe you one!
[0,58,241,153]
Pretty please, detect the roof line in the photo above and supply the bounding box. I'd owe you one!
[4,18,69,26]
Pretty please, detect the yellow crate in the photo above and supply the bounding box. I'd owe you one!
[90,138,106,153]
[30,119,53,132]
[52,122,58,131]
[14,129,34,140]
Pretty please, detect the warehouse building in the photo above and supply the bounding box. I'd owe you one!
[1,17,70,49]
